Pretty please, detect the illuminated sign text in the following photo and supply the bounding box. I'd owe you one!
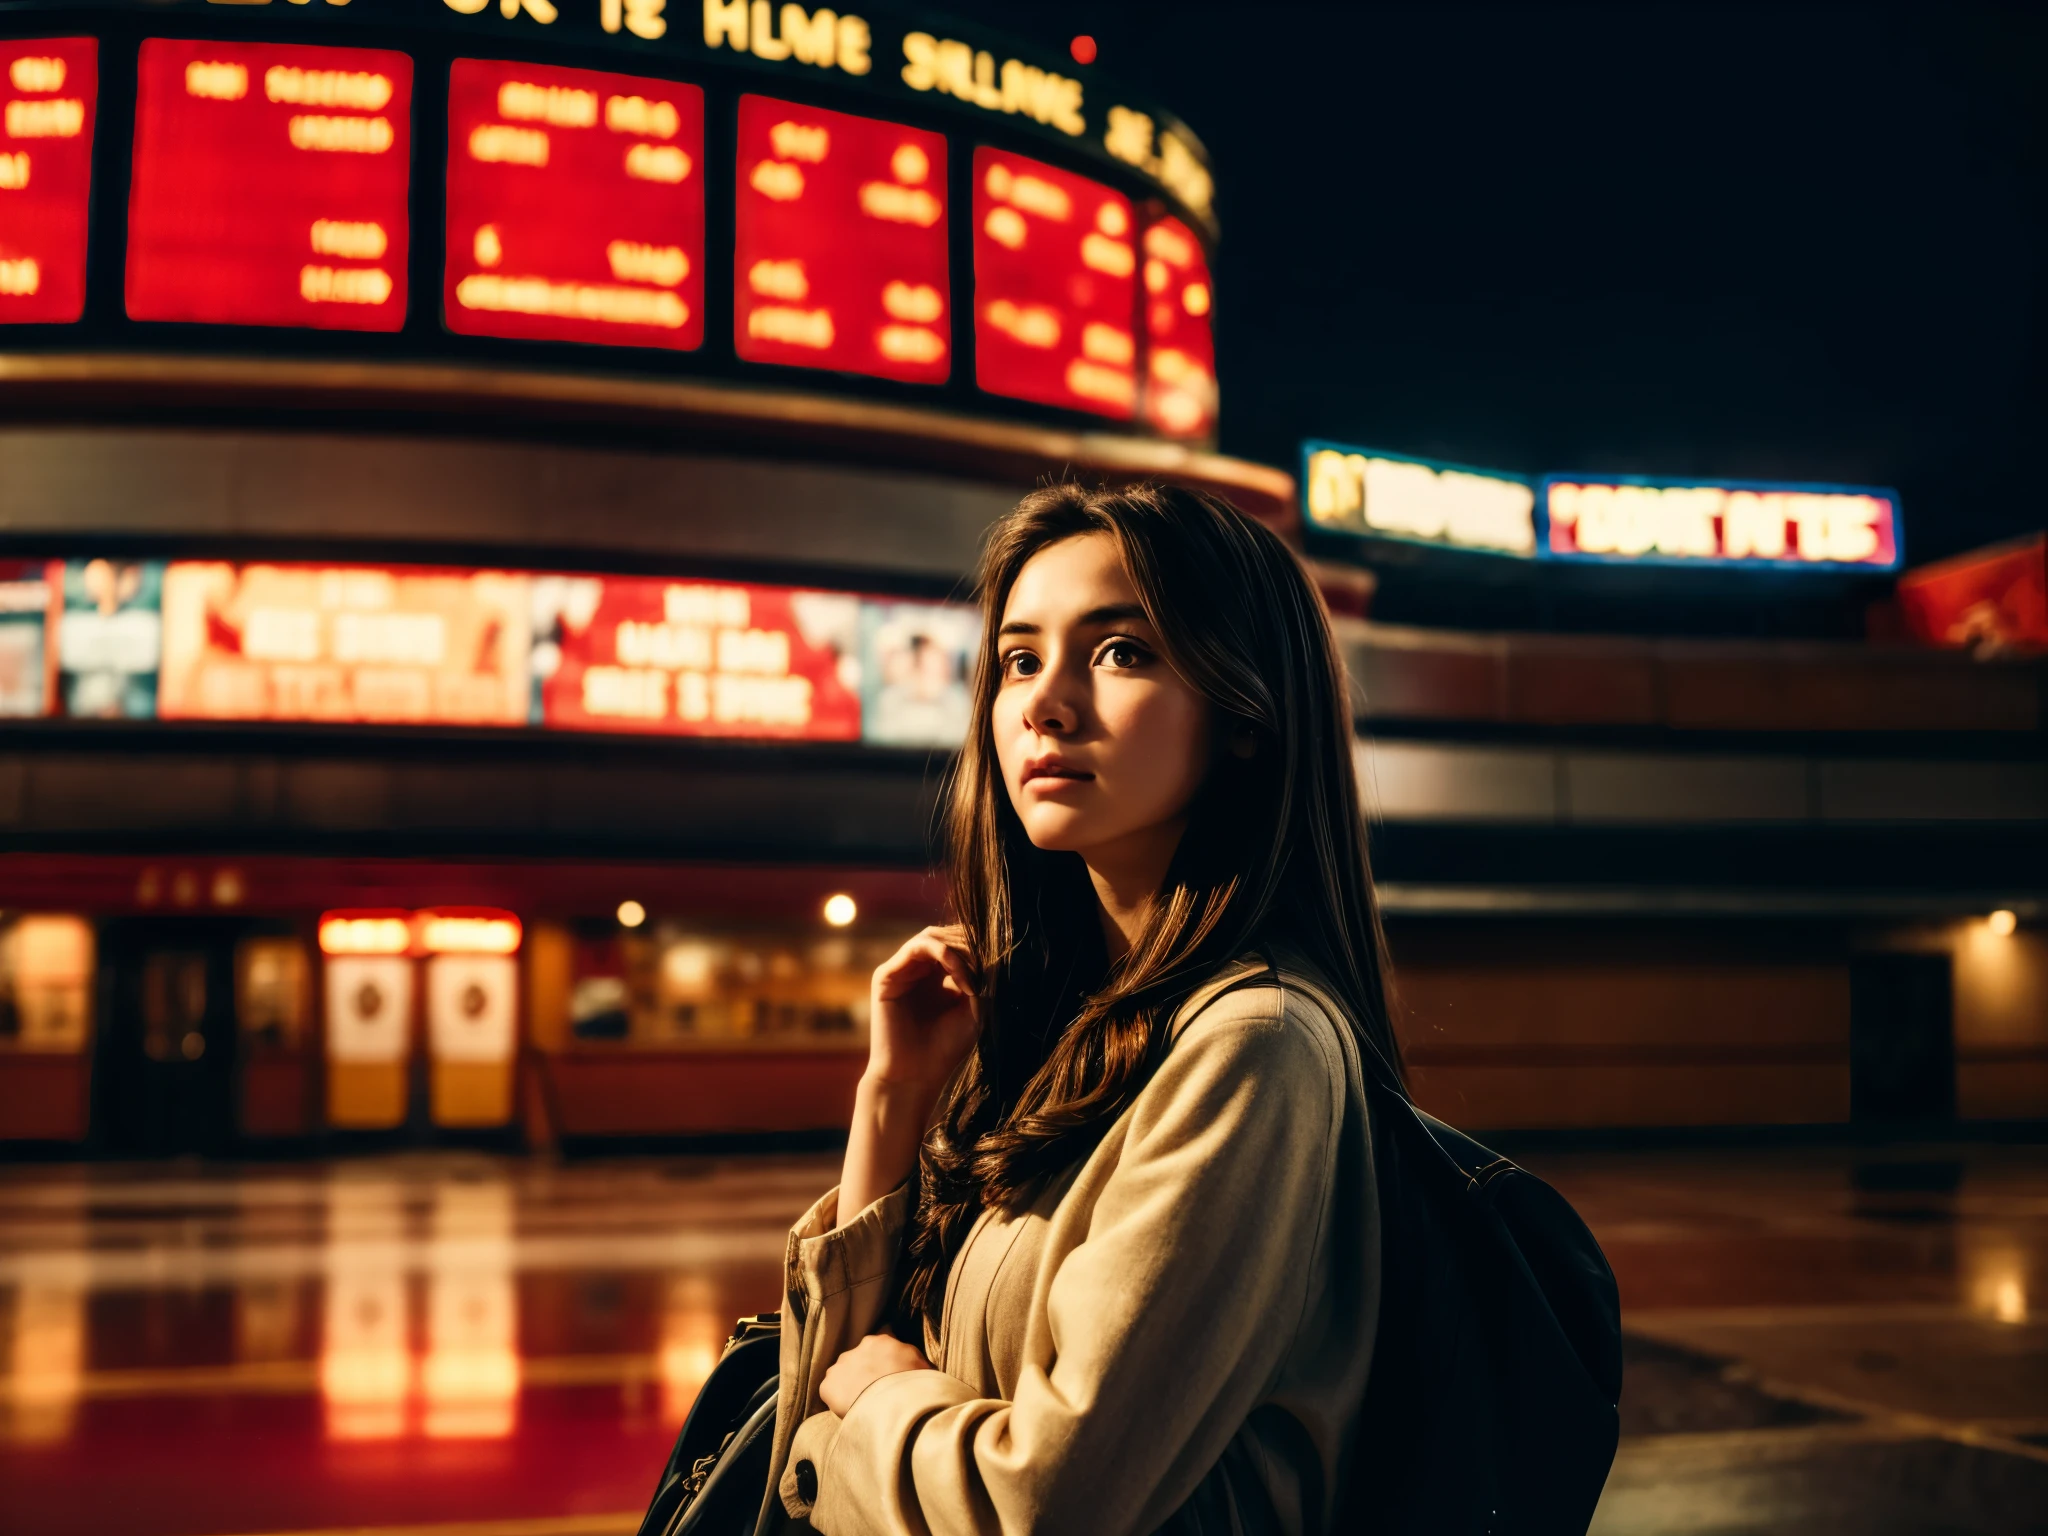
[973,147,1137,419]
[1543,478,1899,569]
[900,32,1082,137]
[125,38,413,330]
[0,38,97,323]
[1305,444,1537,557]
[702,1,872,76]
[733,93,947,381]
[444,58,704,350]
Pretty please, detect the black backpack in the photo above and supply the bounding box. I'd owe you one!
[1341,1076,1623,1534]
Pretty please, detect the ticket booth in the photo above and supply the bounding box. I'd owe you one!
[319,909,521,1136]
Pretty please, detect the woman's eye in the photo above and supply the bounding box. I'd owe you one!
[1003,650,1041,678]
[1099,640,1147,669]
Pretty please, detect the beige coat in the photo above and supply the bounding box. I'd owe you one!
[759,958,1380,1536]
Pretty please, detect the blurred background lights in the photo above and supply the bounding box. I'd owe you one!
[823,893,857,927]
[1987,909,2018,936]
[1069,35,1097,65]
[616,899,646,929]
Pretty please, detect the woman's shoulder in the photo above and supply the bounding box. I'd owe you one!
[1163,951,1353,1083]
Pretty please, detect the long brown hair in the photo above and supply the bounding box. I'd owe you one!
[900,481,1401,1330]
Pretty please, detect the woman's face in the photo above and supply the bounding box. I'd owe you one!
[993,532,1213,863]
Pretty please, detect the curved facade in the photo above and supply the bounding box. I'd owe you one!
[0,2,1274,1151]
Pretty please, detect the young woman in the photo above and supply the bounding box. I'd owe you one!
[760,482,1400,1536]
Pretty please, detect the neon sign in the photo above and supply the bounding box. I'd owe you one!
[1303,443,1537,558]
[1541,476,1900,570]
[1303,440,1902,572]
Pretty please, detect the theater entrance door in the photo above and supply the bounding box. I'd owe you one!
[95,920,241,1156]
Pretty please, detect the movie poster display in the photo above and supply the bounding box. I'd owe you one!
[0,561,50,716]
[158,562,530,724]
[58,558,162,718]
[859,598,977,747]
[532,575,861,740]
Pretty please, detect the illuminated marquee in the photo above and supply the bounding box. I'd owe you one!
[973,147,1138,420]
[125,37,413,330]
[319,908,522,956]
[1140,216,1216,439]
[0,4,1222,439]
[444,57,705,350]
[1541,476,1900,570]
[0,37,97,324]
[733,93,949,383]
[1303,443,1537,558]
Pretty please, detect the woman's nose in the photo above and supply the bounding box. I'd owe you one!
[1021,664,1076,734]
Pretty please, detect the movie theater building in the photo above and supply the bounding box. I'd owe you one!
[2,1,2044,1154]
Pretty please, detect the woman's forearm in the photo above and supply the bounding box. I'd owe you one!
[838,1072,941,1227]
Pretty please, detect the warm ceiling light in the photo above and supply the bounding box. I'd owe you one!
[1988,909,2018,936]
[823,893,857,927]
[1070,35,1097,65]
[617,899,647,928]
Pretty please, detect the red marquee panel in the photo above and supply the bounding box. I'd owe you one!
[0,37,97,324]
[125,37,412,331]
[733,93,949,384]
[972,146,1137,420]
[1140,214,1216,439]
[444,57,705,351]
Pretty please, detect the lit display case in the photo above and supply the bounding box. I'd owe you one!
[571,922,888,1050]
[0,914,93,1053]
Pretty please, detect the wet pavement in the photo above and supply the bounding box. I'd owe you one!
[0,1143,2042,1536]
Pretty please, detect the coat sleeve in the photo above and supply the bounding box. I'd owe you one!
[756,1180,914,1536]
[784,990,1347,1536]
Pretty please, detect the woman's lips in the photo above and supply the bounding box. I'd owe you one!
[1021,762,1094,786]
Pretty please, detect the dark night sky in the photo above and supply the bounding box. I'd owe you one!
[952,3,2046,568]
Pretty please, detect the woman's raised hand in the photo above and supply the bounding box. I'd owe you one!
[867,924,982,1091]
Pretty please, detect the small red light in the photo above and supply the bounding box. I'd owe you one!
[1070,36,1098,65]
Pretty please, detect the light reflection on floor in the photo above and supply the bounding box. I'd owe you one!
[1,1145,2044,1536]
[0,1155,819,1536]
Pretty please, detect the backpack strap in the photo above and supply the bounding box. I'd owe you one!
[1171,951,1412,1105]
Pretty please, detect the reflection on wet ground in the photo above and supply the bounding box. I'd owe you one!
[0,1145,2042,1536]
